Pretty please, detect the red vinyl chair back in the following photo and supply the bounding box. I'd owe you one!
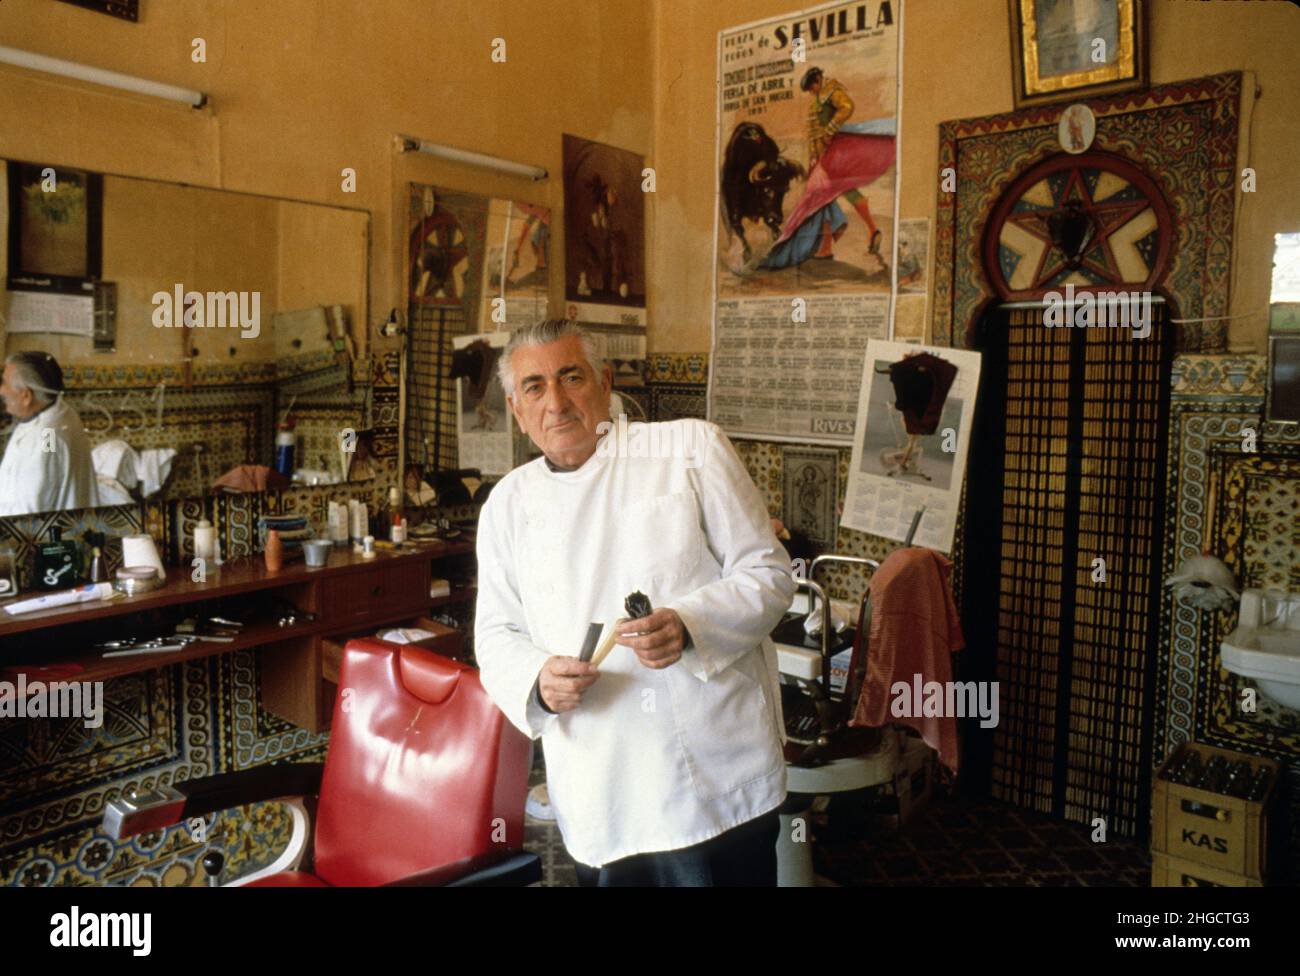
[311,638,532,886]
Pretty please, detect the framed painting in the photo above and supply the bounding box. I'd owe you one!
[1009,0,1147,108]
[56,0,139,22]
[5,160,104,291]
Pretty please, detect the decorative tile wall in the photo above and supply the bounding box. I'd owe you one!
[1158,353,1300,876]
[934,73,1241,352]
[0,352,402,886]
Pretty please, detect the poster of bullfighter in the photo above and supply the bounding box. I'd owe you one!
[562,134,648,328]
[709,1,902,444]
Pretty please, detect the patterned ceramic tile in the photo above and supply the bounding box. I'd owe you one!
[934,73,1241,353]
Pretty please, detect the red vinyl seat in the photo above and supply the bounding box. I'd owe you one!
[248,638,535,886]
[102,638,539,887]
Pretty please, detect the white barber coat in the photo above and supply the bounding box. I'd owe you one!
[475,418,796,867]
[0,398,100,516]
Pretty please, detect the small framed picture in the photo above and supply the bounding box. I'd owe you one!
[56,0,139,23]
[6,160,103,290]
[1009,0,1147,109]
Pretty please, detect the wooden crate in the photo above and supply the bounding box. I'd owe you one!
[1151,741,1278,880]
[1151,851,1264,888]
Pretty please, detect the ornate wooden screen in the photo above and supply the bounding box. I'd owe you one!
[962,151,1176,838]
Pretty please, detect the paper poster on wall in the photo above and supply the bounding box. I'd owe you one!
[480,201,550,331]
[896,216,928,295]
[562,135,647,328]
[891,293,926,344]
[841,340,980,553]
[709,0,903,445]
[3,289,95,337]
[452,331,513,476]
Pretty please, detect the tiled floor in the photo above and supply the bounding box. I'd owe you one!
[525,759,1154,887]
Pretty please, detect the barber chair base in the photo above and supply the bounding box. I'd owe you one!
[777,730,899,887]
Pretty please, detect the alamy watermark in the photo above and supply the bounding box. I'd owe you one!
[891,673,999,728]
[1042,284,1152,339]
[0,675,104,729]
[151,284,261,339]
[595,415,704,468]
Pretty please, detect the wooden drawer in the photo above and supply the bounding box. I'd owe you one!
[321,617,465,685]
[319,561,428,625]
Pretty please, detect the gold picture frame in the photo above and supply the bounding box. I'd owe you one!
[1009,0,1147,109]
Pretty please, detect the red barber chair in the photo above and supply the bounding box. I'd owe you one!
[102,639,540,887]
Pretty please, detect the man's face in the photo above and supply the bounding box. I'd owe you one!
[506,336,612,467]
[0,364,36,419]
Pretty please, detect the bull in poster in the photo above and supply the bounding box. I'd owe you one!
[718,1,897,290]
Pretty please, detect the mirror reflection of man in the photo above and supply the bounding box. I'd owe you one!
[0,352,100,516]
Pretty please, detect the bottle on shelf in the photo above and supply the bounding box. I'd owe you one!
[274,416,297,478]
[1220,760,1251,798]
[388,486,406,544]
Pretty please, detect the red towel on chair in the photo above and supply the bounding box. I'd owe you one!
[848,547,965,773]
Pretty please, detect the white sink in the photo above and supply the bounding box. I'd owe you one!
[1221,589,1300,711]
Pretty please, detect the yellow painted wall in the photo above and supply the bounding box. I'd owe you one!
[0,0,654,355]
[0,170,369,366]
[2,0,1294,361]
[649,0,1300,353]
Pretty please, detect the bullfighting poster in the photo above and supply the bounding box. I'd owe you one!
[709,0,903,444]
[562,134,648,328]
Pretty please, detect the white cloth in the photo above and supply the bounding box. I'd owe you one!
[92,440,177,498]
[474,418,796,866]
[0,398,100,516]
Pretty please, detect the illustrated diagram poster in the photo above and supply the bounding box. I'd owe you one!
[709,0,902,444]
[842,339,981,553]
[562,134,647,328]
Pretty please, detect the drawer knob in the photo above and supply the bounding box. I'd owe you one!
[372,585,384,597]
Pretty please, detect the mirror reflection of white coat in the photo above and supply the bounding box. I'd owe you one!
[0,396,101,516]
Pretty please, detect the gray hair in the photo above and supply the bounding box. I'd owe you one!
[5,351,64,407]
[496,319,606,398]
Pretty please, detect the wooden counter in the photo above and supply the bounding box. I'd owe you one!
[0,538,476,733]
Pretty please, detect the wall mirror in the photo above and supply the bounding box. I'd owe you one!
[0,159,370,516]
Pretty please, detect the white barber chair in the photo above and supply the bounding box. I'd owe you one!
[772,554,900,887]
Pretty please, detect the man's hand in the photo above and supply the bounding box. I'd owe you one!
[538,656,600,712]
[616,608,687,670]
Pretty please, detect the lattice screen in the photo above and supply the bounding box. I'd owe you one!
[405,303,471,473]
[987,304,1170,838]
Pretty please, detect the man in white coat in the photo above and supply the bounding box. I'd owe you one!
[475,319,796,886]
[0,351,100,516]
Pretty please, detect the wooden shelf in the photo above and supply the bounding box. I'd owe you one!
[429,587,476,610]
[0,537,477,731]
[1,618,322,683]
[0,538,473,639]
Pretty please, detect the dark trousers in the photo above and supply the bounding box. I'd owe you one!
[573,808,781,887]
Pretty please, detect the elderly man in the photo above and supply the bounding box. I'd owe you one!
[0,351,99,516]
[474,319,795,886]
